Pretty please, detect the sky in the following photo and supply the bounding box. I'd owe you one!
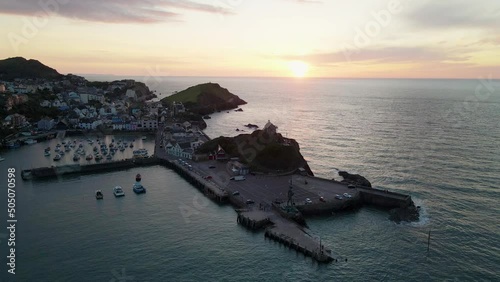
[0,0,499,78]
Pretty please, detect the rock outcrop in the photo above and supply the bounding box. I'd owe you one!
[389,203,420,223]
[338,171,372,187]
[196,123,312,176]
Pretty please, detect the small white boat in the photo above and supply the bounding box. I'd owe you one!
[25,139,37,145]
[95,190,103,200]
[113,186,125,197]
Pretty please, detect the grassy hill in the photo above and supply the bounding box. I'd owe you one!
[161,83,246,115]
[0,57,62,80]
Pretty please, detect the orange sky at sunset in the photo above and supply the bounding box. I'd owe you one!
[0,0,499,78]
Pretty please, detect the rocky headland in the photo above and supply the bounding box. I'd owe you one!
[161,82,247,115]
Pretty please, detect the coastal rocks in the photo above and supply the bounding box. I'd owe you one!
[338,171,372,187]
[244,123,259,129]
[389,203,420,223]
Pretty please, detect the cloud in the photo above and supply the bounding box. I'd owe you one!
[284,46,470,65]
[404,1,500,30]
[0,0,233,23]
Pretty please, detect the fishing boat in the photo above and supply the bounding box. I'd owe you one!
[133,183,146,194]
[133,174,146,194]
[95,190,104,199]
[113,186,125,197]
[53,154,62,161]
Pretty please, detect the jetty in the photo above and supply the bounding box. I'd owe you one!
[21,157,159,180]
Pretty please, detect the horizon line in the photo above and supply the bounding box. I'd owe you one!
[75,74,498,81]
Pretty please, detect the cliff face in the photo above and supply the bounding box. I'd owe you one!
[196,129,313,175]
[161,83,246,115]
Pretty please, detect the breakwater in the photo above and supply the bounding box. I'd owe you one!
[21,157,159,180]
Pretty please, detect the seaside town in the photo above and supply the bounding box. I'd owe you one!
[0,73,207,157]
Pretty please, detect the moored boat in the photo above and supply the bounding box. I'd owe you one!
[113,186,125,197]
[133,183,146,194]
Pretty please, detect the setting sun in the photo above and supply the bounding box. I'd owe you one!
[288,61,309,77]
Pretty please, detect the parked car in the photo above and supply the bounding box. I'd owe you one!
[232,191,240,196]
[208,165,216,169]
[343,193,352,198]
[305,198,312,204]
[347,184,356,189]
[204,176,212,180]
[335,194,343,200]
[246,199,255,204]
[319,196,326,202]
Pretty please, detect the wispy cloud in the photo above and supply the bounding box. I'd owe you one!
[404,1,500,30]
[0,0,233,23]
[284,46,470,65]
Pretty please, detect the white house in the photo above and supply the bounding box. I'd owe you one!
[126,89,137,100]
[78,119,102,130]
[166,142,193,159]
[140,118,158,130]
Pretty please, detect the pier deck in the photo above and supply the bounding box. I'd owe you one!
[237,209,338,262]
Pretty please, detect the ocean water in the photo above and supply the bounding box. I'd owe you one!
[1,77,499,281]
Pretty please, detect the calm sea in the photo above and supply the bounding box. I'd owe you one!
[0,77,499,281]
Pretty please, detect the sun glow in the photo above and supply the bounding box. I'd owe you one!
[288,61,309,77]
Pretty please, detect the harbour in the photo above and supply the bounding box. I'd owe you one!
[20,127,418,264]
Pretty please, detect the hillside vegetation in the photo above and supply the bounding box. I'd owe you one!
[0,57,61,80]
[161,82,246,115]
